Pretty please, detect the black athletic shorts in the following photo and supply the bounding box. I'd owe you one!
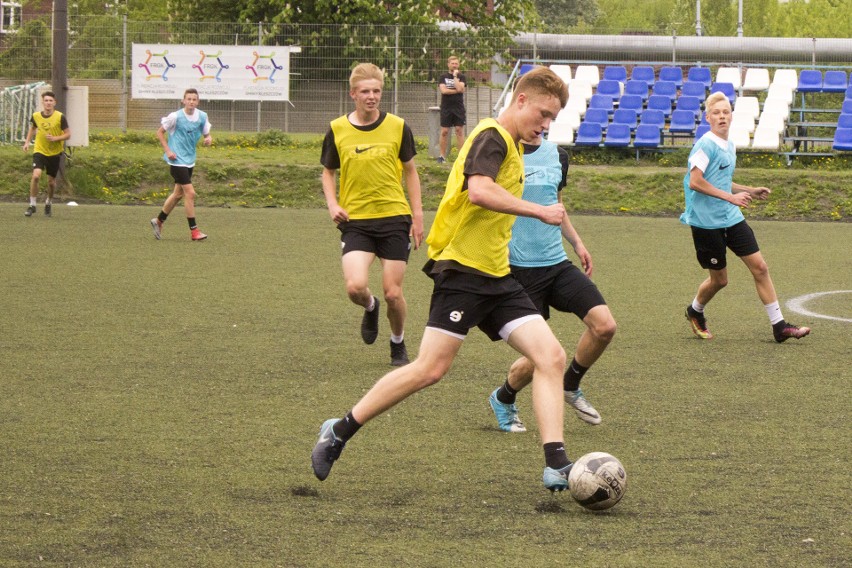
[33,153,61,178]
[440,106,466,128]
[512,260,607,321]
[339,215,412,262]
[690,220,760,270]
[425,268,540,341]
[170,165,194,185]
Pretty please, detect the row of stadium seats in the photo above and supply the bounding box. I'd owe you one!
[529,63,852,94]
[547,120,785,151]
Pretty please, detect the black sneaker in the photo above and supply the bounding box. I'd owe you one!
[390,340,409,366]
[686,306,713,339]
[44,203,51,217]
[773,322,811,343]
[436,156,446,164]
[24,205,36,217]
[311,419,346,481]
[360,296,380,344]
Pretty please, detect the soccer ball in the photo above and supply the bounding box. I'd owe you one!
[568,452,627,511]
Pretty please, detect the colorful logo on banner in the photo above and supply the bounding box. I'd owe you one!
[138,49,176,81]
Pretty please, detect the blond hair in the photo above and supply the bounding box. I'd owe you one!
[705,91,730,111]
[510,66,568,108]
[448,55,459,64]
[349,63,384,89]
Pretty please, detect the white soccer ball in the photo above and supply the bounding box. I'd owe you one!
[568,452,627,511]
[67,201,78,206]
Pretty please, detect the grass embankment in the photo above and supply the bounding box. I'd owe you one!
[1,130,850,220]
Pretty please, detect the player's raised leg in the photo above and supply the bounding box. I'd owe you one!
[311,328,462,481]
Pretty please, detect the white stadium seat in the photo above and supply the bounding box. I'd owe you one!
[549,64,573,84]
[554,108,582,130]
[716,67,742,90]
[732,110,755,134]
[742,68,770,92]
[729,125,751,148]
[574,65,600,87]
[564,95,587,117]
[546,122,574,145]
[751,125,781,150]
[772,69,798,90]
[568,80,593,102]
[735,96,761,120]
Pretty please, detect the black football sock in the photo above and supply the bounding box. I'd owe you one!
[188,217,197,230]
[158,211,168,223]
[495,380,519,405]
[332,411,361,442]
[564,358,589,392]
[544,441,571,470]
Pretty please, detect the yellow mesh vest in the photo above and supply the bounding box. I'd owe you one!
[426,118,524,277]
[330,113,412,220]
[32,111,65,157]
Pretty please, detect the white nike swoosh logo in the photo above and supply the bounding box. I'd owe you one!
[319,432,331,444]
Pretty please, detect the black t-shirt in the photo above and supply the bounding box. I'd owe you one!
[462,128,508,190]
[320,111,417,169]
[438,72,467,111]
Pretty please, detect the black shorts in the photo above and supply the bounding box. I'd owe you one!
[339,216,412,262]
[690,220,760,270]
[33,153,61,178]
[440,106,466,128]
[425,268,541,341]
[512,260,607,321]
[170,165,194,185]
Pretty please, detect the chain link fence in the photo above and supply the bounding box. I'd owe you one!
[1,17,850,138]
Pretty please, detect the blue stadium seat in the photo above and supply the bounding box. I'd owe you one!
[639,109,666,129]
[624,80,650,102]
[589,94,615,114]
[832,127,852,151]
[575,122,603,146]
[659,66,684,89]
[669,110,697,134]
[823,71,848,93]
[519,63,536,76]
[681,81,707,99]
[837,114,852,129]
[694,124,711,142]
[583,108,610,129]
[797,70,823,92]
[618,94,644,113]
[652,80,678,103]
[842,100,852,115]
[633,124,661,148]
[646,94,673,117]
[596,80,622,102]
[845,86,852,101]
[631,66,656,87]
[676,96,703,120]
[710,82,736,104]
[612,108,638,131]
[604,123,632,147]
[602,66,627,84]
[687,67,712,89]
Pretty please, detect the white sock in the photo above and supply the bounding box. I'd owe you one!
[765,301,784,325]
[30,197,37,206]
[691,298,706,313]
[366,296,376,312]
[391,333,404,344]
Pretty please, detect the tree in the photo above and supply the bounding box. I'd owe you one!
[532,0,601,33]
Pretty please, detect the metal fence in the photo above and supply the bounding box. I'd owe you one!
[1,17,851,138]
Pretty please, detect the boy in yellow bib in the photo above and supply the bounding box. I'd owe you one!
[313,67,580,493]
[22,91,70,217]
[321,63,424,366]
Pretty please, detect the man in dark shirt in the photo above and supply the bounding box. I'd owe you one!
[437,55,466,163]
